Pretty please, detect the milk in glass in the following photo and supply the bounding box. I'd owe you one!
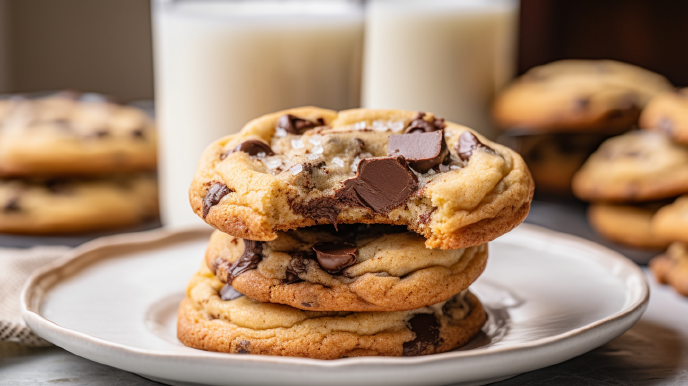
[362,0,518,139]
[153,0,363,227]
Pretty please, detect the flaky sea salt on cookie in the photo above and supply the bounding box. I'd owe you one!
[189,107,533,249]
[205,225,487,312]
[177,267,486,359]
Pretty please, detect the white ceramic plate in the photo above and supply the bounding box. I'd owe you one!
[21,224,649,386]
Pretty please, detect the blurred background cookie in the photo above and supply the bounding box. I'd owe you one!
[588,202,669,250]
[494,60,672,134]
[0,174,158,234]
[640,88,688,146]
[651,195,688,245]
[0,91,157,178]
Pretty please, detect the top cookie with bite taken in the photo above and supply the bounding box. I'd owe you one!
[189,107,534,249]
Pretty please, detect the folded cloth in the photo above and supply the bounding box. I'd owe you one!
[0,246,69,346]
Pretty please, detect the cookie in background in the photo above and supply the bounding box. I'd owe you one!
[494,60,673,196]
[640,87,688,146]
[0,91,159,235]
[587,202,670,251]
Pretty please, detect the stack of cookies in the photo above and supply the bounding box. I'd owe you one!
[572,88,688,296]
[494,60,672,196]
[177,107,534,359]
[0,92,159,234]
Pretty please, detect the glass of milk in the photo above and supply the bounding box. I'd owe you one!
[153,0,364,228]
[362,0,519,139]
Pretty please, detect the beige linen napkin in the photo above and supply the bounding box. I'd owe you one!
[0,246,69,346]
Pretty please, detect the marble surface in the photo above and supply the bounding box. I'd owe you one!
[1,200,687,385]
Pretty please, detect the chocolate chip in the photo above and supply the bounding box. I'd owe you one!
[284,254,309,283]
[223,240,263,283]
[574,97,590,110]
[3,197,20,213]
[131,128,145,139]
[276,114,324,135]
[289,196,341,226]
[222,140,275,159]
[402,314,442,356]
[336,156,417,213]
[456,131,495,161]
[312,242,357,272]
[202,182,233,218]
[300,302,312,308]
[89,129,110,138]
[419,208,435,224]
[236,340,250,354]
[219,284,244,301]
[388,131,449,173]
[45,179,71,194]
[404,112,446,134]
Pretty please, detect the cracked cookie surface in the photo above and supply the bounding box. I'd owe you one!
[0,92,157,177]
[206,225,487,311]
[177,265,486,359]
[189,107,533,249]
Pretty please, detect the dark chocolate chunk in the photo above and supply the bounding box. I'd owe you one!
[404,112,446,134]
[222,140,275,159]
[388,131,449,173]
[236,340,250,354]
[202,182,233,218]
[276,114,324,135]
[224,240,263,283]
[300,302,312,308]
[3,197,20,213]
[312,242,357,272]
[131,128,145,139]
[402,313,442,356]
[456,131,495,161]
[219,284,245,301]
[336,156,417,213]
[289,196,340,226]
[45,179,72,195]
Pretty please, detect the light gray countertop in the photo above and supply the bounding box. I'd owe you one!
[1,200,687,385]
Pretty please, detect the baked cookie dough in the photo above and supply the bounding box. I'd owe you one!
[177,267,486,359]
[572,131,688,202]
[640,88,688,146]
[205,225,487,312]
[652,195,688,244]
[588,203,669,250]
[494,60,672,133]
[0,174,158,234]
[0,91,157,177]
[649,242,688,297]
[189,107,534,249]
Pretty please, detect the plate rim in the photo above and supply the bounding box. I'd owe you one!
[21,223,650,369]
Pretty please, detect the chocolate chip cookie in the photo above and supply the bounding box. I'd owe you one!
[640,88,688,146]
[177,266,486,358]
[0,92,157,177]
[572,131,688,202]
[588,203,669,250]
[494,60,672,133]
[652,195,688,244]
[0,174,158,234]
[205,225,487,312]
[189,107,534,249]
[649,242,688,297]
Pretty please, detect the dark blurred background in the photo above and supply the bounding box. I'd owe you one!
[0,0,686,101]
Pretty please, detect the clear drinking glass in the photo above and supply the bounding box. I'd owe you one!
[362,0,519,139]
[152,0,364,227]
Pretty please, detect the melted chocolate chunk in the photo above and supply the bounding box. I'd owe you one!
[236,340,250,354]
[90,129,110,138]
[219,284,245,301]
[388,131,449,173]
[222,140,275,159]
[336,156,417,213]
[3,197,20,213]
[224,240,264,284]
[289,197,341,226]
[276,114,324,135]
[404,112,446,134]
[402,313,442,356]
[202,183,233,218]
[312,242,357,272]
[456,131,495,161]
[284,253,309,283]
